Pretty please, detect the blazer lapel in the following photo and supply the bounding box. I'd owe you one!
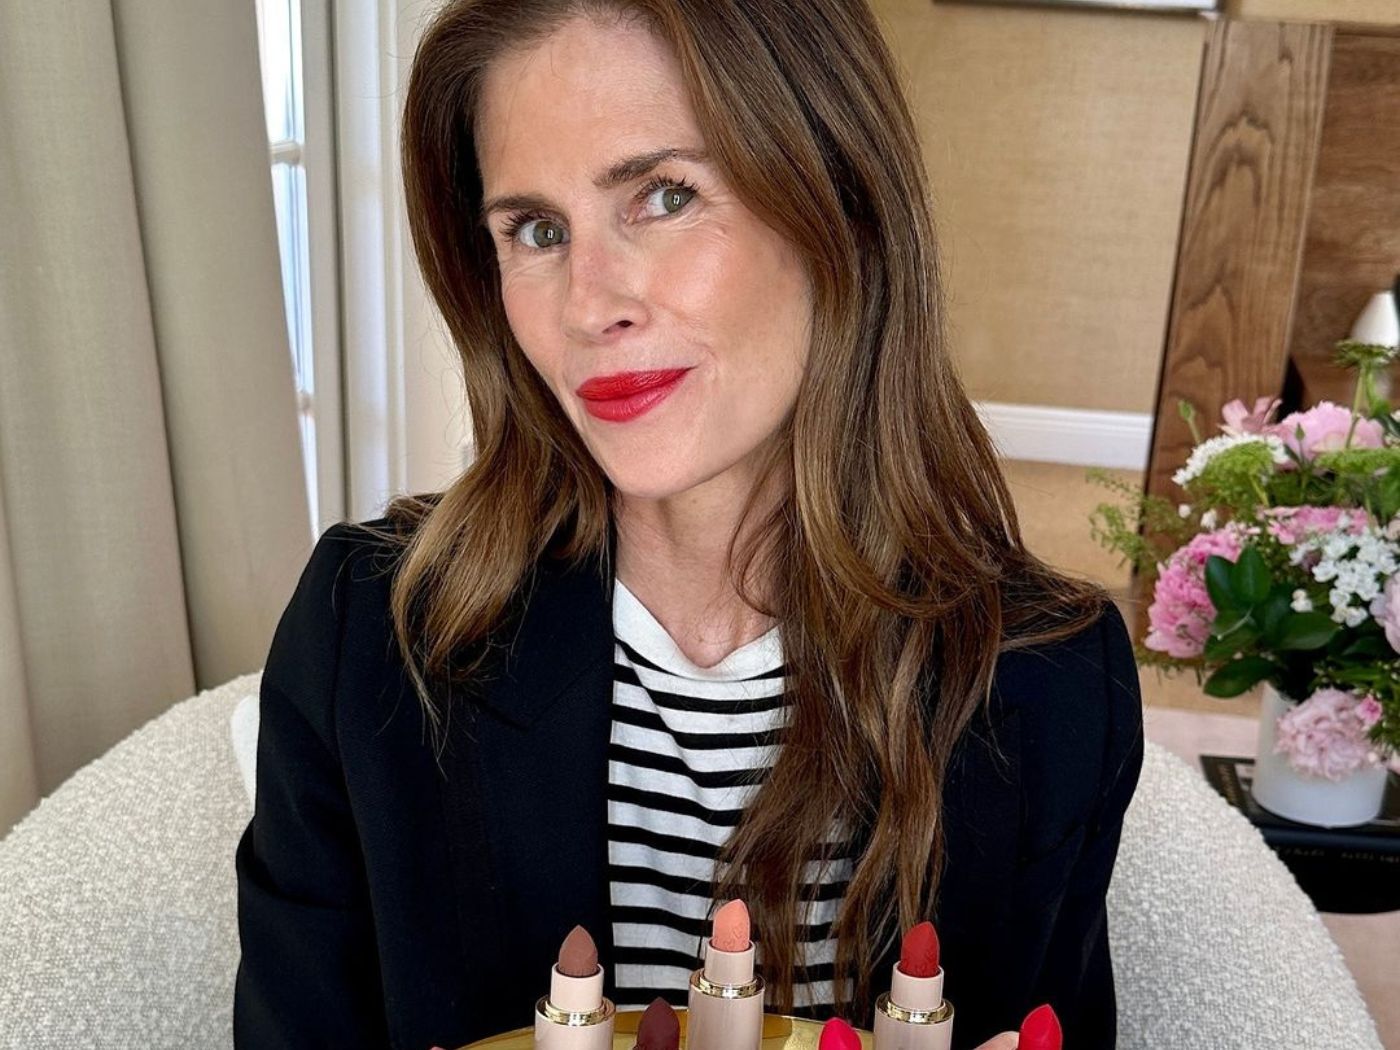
[438,539,619,1026]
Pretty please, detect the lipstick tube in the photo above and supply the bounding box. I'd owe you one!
[872,922,953,1050]
[534,927,616,1050]
[686,900,765,1050]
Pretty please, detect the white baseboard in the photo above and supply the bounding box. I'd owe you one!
[973,401,1152,471]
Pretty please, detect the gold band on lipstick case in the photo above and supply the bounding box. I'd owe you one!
[874,992,954,1025]
[536,995,616,1027]
[690,970,764,999]
[466,1010,874,1047]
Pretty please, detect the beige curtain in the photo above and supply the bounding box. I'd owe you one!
[0,1,313,836]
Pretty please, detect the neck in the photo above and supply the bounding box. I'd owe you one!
[612,470,785,669]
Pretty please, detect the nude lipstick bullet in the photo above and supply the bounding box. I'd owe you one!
[534,925,616,1049]
[872,921,954,1049]
[686,899,765,1050]
[633,997,681,1050]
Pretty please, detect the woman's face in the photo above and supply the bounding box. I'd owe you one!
[475,12,812,504]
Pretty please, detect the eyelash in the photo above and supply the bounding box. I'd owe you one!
[498,173,699,253]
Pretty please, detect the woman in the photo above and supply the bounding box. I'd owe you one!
[233,1,1144,1048]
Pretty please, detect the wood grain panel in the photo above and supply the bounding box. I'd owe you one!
[1228,0,1400,28]
[1135,20,1332,633]
[1286,29,1400,409]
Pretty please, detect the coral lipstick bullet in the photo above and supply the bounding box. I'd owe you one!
[872,921,954,1049]
[534,925,616,1049]
[686,899,765,1050]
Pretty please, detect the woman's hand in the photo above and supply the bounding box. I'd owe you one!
[971,1034,1019,1049]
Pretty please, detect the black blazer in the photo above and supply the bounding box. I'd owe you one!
[233,518,1145,1050]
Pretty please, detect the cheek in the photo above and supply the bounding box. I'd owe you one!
[662,228,809,379]
[499,276,559,377]
[651,224,798,343]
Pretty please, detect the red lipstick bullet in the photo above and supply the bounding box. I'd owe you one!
[1017,1004,1062,1050]
[872,921,954,1049]
[818,1017,865,1050]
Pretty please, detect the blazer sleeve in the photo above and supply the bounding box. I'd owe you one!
[1026,600,1146,1047]
[233,524,391,1047]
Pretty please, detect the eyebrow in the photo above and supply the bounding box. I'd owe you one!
[478,146,710,228]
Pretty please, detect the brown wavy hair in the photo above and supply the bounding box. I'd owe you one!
[357,0,1113,1017]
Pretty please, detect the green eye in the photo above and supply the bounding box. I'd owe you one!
[639,175,698,217]
[499,174,699,255]
[527,220,564,249]
[658,185,695,214]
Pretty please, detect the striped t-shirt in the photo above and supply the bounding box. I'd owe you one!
[607,575,851,1013]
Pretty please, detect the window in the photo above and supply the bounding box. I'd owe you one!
[253,0,345,535]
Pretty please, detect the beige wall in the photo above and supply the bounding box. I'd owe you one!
[872,0,1205,413]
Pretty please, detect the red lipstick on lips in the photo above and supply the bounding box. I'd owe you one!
[575,367,692,422]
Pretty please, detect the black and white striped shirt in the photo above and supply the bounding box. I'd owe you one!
[607,575,850,1013]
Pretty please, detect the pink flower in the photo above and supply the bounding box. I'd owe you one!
[1144,525,1255,659]
[1273,687,1384,780]
[1357,695,1384,728]
[1369,573,1400,654]
[1221,396,1282,436]
[1258,504,1370,546]
[1267,401,1384,465]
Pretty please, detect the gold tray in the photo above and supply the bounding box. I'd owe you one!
[462,1008,873,1048]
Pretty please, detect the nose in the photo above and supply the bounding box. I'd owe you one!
[559,222,647,343]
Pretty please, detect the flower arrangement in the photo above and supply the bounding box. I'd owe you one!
[1088,339,1400,781]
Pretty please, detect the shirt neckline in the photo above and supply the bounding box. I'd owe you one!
[612,575,782,681]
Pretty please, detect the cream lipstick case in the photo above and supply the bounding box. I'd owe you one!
[685,938,765,1050]
[533,961,616,1050]
[872,961,954,1050]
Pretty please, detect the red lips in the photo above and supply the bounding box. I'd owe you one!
[575,368,692,401]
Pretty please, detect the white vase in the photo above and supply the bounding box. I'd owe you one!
[1251,683,1389,827]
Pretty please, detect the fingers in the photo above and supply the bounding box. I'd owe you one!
[975,1033,1020,1050]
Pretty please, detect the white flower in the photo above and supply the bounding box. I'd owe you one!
[1291,588,1313,612]
[1199,509,1218,530]
[1178,503,1192,518]
[1172,433,1289,488]
[1292,521,1400,627]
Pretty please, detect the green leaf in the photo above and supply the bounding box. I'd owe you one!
[1258,590,1292,645]
[1203,656,1276,697]
[1205,555,1239,612]
[1230,545,1271,605]
[1204,621,1261,660]
[1275,612,1342,651]
[1340,634,1394,660]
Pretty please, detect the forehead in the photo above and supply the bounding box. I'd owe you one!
[475,14,702,193]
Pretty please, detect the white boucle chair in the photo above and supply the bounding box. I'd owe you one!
[0,671,1384,1049]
